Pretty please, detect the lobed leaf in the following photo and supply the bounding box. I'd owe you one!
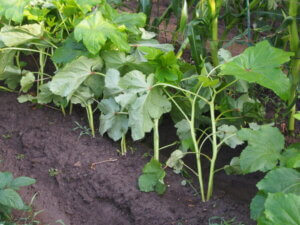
[220,41,293,101]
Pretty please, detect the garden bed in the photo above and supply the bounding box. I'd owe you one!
[0,92,256,225]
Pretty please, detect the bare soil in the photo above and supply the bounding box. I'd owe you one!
[0,92,257,225]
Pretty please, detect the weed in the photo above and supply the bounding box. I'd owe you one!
[48,168,59,177]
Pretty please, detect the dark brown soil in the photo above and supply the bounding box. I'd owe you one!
[0,92,257,225]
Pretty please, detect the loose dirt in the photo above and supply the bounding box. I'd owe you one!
[0,92,256,225]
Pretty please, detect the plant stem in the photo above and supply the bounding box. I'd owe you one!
[209,0,219,67]
[288,0,300,134]
[153,118,160,161]
[206,95,218,200]
[121,135,127,156]
[86,104,95,138]
[190,89,206,201]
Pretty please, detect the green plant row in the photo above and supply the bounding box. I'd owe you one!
[0,1,299,224]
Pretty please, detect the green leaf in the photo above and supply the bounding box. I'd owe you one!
[0,65,22,90]
[220,41,293,101]
[20,72,35,93]
[257,168,300,195]
[139,0,152,22]
[0,50,15,74]
[0,0,30,23]
[265,193,300,225]
[133,40,174,52]
[128,85,171,140]
[75,0,103,13]
[84,74,104,98]
[98,98,128,141]
[175,119,191,140]
[37,83,67,107]
[238,125,284,173]
[18,94,36,104]
[178,0,188,33]
[0,189,24,210]
[217,125,244,149]
[103,68,123,96]
[117,71,171,140]
[294,113,300,120]
[70,86,94,107]
[74,11,130,54]
[10,177,36,189]
[49,56,103,100]
[52,34,89,64]
[224,157,243,175]
[0,24,43,47]
[281,144,300,168]
[250,193,266,220]
[138,158,166,195]
[112,12,146,35]
[0,172,13,189]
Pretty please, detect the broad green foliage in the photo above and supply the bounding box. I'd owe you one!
[0,172,35,212]
[0,0,30,23]
[0,66,22,90]
[138,158,166,195]
[98,98,128,141]
[52,34,89,64]
[74,11,130,54]
[102,70,171,141]
[49,56,103,100]
[220,41,293,101]
[237,125,284,173]
[264,193,300,225]
[0,24,43,47]
[257,168,300,195]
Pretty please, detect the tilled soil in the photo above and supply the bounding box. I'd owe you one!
[0,92,256,225]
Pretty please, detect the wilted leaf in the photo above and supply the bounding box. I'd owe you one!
[217,125,244,149]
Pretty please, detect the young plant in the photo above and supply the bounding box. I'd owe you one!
[0,172,36,222]
[225,125,300,225]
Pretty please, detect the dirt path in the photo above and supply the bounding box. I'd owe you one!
[0,92,255,225]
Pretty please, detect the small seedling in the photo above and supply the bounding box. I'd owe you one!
[73,121,92,138]
[1,133,12,139]
[16,154,25,160]
[48,168,60,177]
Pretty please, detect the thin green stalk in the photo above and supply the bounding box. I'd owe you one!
[209,0,219,67]
[61,106,66,116]
[190,85,206,201]
[288,0,300,134]
[121,135,127,156]
[206,95,218,200]
[153,118,160,161]
[86,104,95,138]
